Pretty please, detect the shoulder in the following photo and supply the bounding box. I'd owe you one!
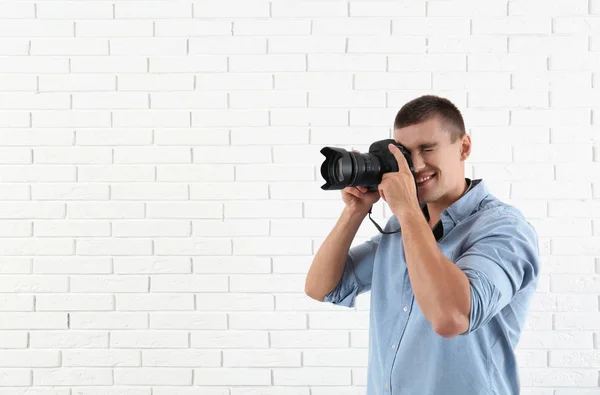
[469,198,539,242]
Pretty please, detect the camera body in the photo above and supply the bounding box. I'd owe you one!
[320,138,415,192]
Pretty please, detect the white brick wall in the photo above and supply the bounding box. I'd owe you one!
[0,0,598,393]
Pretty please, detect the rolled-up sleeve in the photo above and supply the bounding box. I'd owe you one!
[322,232,382,308]
[456,210,540,334]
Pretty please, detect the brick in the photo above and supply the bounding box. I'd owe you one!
[146,202,223,219]
[469,90,548,108]
[115,368,192,385]
[114,257,191,274]
[193,256,270,274]
[520,368,597,387]
[0,331,28,348]
[468,54,547,71]
[529,294,597,312]
[110,183,188,200]
[154,19,232,36]
[229,312,306,329]
[550,126,600,144]
[229,274,305,293]
[192,109,268,127]
[70,275,148,292]
[71,56,146,73]
[268,37,345,54]
[389,54,466,71]
[193,219,269,237]
[143,350,220,367]
[38,2,112,18]
[190,37,266,54]
[36,295,114,311]
[473,17,551,34]
[154,239,231,256]
[274,72,351,90]
[0,295,33,311]
[270,330,349,348]
[510,0,587,16]
[519,331,592,349]
[0,313,67,329]
[149,313,226,329]
[273,367,351,385]
[67,202,145,219]
[309,312,370,329]
[552,237,600,255]
[555,313,600,330]
[111,38,187,56]
[79,165,154,182]
[196,73,272,90]
[150,274,227,292]
[76,239,153,256]
[307,54,386,72]
[223,350,301,367]
[155,129,228,145]
[76,20,153,38]
[29,331,108,348]
[271,1,346,17]
[190,330,268,348]
[0,369,30,385]
[550,53,600,71]
[434,71,509,89]
[111,331,188,348]
[392,18,470,35]
[34,257,112,274]
[349,2,424,17]
[32,184,109,201]
[63,350,140,367]
[511,109,591,126]
[0,3,34,18]
[71,313,147,330]
[157,165,234,182]
[512,71,591,89]
[151,92,226,109]
[73,92,148,109]
[233,238,311,255]
[196,294,273,311]
[0,20,72,37]
[31,39,108,56]
[509,36,587,54]
[234,19,310,36]
[552,89,600,107]
[115,2,192,18]
[0,239,73,255]
[32,110,110,128]
[0,74,36,91]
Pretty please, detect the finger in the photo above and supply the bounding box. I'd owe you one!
[344,187,364,198]
[388,144,410,173]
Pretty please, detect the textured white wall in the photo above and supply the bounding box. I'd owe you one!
[0,0,599,394]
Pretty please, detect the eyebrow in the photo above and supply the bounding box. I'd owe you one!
[417,142,438,149]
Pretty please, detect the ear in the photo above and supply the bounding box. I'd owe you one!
[459,134,471,161]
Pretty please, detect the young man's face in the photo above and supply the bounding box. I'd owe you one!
[393,117,470,205]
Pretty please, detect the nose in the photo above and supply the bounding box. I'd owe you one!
[410,152,426,172]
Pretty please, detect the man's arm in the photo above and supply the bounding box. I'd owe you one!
[398,206,540,338]
[305,206,368,302]
[397,208,471,338]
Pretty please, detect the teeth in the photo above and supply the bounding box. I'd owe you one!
[417,175,434,184]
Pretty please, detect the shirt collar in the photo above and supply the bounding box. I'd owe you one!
[443,178,488,225]
[419,178,488,240]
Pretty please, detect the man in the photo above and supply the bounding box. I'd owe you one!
[305,95,540,395]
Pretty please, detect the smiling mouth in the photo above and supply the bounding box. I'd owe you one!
[416,173,436,187]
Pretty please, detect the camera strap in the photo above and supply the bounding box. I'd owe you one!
[367,205,401,235]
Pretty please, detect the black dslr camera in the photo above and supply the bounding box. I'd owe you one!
[319,138,416,192]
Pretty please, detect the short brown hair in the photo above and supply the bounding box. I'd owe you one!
[394,95,466,143]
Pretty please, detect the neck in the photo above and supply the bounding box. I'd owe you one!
[426,178,469,223]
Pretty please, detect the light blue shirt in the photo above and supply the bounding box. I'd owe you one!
[323,178,540,395]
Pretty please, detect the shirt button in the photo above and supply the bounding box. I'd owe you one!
[385,383,389,389]
[403,306,408,312]
[391,343,396,349]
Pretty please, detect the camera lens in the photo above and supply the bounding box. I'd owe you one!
[319,147,382,190]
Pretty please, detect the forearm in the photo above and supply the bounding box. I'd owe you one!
[398,208,470,336]
[305,207,367,301]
